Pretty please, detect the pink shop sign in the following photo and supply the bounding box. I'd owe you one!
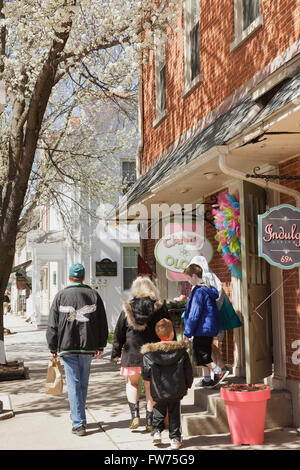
[258,204,300,269]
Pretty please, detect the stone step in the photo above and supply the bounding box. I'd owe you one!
[182,382,293,436]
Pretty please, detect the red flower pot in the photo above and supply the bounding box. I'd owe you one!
[221,384,271,445]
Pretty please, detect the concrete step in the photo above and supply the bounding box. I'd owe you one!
[182,380,293,436]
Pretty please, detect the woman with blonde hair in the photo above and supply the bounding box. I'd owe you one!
[112,276,173,432]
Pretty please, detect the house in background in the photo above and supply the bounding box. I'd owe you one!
[10,96,140,331]
[115,0,300,428]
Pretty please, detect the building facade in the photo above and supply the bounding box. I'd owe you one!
[119,0,300,426]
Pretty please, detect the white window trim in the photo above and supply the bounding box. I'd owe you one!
[251,54,300,101]
[154,37,167,127]
[183,0,201,98]
[230,0,263,52]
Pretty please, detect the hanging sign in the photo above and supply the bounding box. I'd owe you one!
[154,223,213,281]
[96,259,117,276]
[258,204,300,269]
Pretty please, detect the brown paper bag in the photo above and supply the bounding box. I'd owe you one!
[45,358,63,395]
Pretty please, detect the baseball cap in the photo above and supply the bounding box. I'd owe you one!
[69,263,85,278]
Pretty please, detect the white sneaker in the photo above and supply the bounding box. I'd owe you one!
[170,438,182,450]
[153,431,161,445]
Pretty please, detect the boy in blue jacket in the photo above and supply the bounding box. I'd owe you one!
[183,263,228,388]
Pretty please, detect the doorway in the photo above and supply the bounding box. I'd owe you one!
[240,181,273,384]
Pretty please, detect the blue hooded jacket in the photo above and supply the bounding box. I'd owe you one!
[184,284,220,338]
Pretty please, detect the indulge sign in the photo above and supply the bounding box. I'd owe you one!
[258,204,300,269]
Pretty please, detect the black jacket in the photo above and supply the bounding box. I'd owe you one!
[111,298,173,367]
[46,284,108,355]
[141,341,193,402]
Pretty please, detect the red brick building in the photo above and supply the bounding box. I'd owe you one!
[117,1,300,427]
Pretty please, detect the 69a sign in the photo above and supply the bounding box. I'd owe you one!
[258,204,300,269]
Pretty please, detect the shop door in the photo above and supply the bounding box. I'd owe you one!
[240,181,273,384]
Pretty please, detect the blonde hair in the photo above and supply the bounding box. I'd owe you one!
[130,276,160,301]
[155,318,174,340]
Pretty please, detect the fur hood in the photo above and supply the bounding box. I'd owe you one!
[141,340,188,355]
[123,297,163,331]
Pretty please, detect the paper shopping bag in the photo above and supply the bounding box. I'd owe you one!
[45,358,63,395]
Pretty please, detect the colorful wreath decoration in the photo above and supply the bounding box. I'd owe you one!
[212,191,242,278]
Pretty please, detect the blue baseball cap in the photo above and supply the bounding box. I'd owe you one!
[69,263,85,278]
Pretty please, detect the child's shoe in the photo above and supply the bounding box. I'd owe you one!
[195,378,215,388]
[170,438,182,450]
[153,431,161,445]
[213,367,230,387]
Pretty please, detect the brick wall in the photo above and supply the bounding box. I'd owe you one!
[279,157,300,382]
[142,0,299,168]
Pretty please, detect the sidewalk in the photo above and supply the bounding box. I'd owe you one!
[0,315,299,451]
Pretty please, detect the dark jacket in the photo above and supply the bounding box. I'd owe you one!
[184,284,220,338]
[46,284,108,355]
[111,298,173,367]
[141,340,193,402]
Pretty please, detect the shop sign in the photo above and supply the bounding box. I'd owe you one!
[16,273,27,290]
[258,204,300,269]
[96,258,117,276]
[154,224,213,280]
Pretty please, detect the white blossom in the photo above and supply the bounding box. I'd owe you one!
[0,0,182,242]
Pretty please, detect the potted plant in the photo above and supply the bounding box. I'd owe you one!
[220,384,271,445]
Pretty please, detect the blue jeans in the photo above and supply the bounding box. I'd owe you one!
[63,354,93,429]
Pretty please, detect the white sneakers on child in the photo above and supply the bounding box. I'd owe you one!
[153,432,182,449]
[170,438,182,450]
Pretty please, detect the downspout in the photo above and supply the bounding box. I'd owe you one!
[218,150,300,208]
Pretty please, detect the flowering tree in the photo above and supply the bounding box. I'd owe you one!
[0,0,181,359]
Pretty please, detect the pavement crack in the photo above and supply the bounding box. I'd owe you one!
[87,408,120,450]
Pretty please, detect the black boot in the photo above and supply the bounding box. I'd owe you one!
[128,402,140,429]
[145,410,153,432]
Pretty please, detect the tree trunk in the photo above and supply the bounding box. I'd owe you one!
[0,19,73,359]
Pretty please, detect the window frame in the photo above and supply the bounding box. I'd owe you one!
[230,0,263,52]
[122,245,140,292]
[121,159,136,194]
[182,0,201,98]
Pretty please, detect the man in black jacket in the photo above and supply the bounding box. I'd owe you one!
[141,318,193,450]
[46,263,108,436]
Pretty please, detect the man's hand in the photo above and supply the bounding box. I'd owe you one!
[95,350,104,359]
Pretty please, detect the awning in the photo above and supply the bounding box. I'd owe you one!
[11,260,32,273]
[113,67,300,218]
